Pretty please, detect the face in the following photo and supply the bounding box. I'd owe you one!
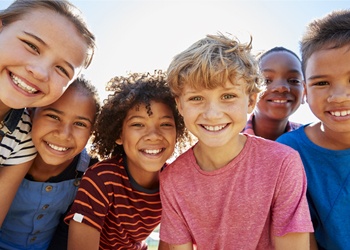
[0,8,88,110]
[255,51,304,121]
[116,101,177,181]
[31,86,96,166]
[305,45,350,133]
[176,79,256,149]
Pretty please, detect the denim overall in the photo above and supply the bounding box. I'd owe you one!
[0,150,90,250]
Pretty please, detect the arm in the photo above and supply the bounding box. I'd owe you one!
[274,232,309,250]
[67,220,100,250]
[310,233,319,250]
[0,160,32,227]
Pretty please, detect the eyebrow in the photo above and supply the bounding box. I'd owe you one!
[307,74,327,81]
[126,114,174,121]
[44,107,94,124]
[24,31,75,74]
[262,68,302,75]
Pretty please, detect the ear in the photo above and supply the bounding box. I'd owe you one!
[115,137,123,145]
[303,82,308,104]
[0,20,3,32]
[247,93,258,114]
[175,97,184,116]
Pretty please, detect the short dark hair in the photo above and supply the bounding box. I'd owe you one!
[300,9,350,74]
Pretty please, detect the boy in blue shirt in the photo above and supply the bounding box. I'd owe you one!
[277,9,350,250]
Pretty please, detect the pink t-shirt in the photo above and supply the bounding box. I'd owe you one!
[160,135,313,249]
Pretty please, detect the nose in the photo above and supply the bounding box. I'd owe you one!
[144,126,163,141]
[53,124,72,140]
[203,101,223,120]
[26,61,50,82]
[327,84,350,103]
[270,79,290,93]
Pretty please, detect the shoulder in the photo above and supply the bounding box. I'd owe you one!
[245,134,301,160]
[84,155,127,180]
[161,147,193,177]
[277,125,306,145]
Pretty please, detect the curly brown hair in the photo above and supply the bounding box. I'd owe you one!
[90,70,192,160]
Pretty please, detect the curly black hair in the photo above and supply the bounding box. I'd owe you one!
[90,70,192,160]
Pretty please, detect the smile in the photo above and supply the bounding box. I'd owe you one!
[330,110,350,117]
[11,73,38,94]
[47,142,69,152]
[270,100,288,103]
[203,124,227,131]
[143,148,164,155]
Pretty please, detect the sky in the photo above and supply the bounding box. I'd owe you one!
[1,0,349,124]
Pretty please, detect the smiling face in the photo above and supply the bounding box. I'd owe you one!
[31,86,96,166]
[0,8,88,111]
[116,101,177,187]
[176,79,256,150]
[305,45,350,134]
[255,51,304,122]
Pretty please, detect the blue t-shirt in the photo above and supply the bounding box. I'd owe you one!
[277,125,350,250]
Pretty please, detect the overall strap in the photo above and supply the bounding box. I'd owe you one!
[76,149,91,173]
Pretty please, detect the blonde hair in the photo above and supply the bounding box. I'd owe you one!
[167,32,262,97]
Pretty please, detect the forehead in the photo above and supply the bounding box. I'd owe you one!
[35,87,96,117]
[17,9,88,70]
[305,45,350,77]
[182,79,246,92]
[127,101,173,117]
[260,51,301,68]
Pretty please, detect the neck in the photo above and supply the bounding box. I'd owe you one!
[193,134,246,171]
[0,101,11,122]
[253,113,289,140]
[28,155,74,182]
[306,122,350,150]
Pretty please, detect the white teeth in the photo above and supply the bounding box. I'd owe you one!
[272,100,287,103]
[203,125,226,131]
[11,73,37,94]
[48,143,69,152]
[330,110,350,117]
[144,149,162,155]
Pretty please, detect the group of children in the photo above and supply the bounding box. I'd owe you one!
[0,0,349,249]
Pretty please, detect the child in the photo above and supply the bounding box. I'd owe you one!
[159,33,313,249]
[64,71,190,249]
[0,0,95,227]
[242,47,304,140]
[0,76,100,250]
[277,10,350,250]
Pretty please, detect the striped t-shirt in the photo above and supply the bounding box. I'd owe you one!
[0,109,37,166]
[65,155,162,249]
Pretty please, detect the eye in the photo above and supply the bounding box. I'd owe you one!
[314,81,329,86]
[74,121,87,128]
[56,65,70,78]
[222,94,235,100]
[161,122,175,127]
[189,96,202,101]
[288,79,302,85]
[131,123,144,127]
[47,114,59,120]
[264,78,272,84]
[23,40,39,54]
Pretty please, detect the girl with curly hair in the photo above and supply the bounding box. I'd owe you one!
[65,70,190,249]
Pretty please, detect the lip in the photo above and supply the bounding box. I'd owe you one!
[44,141,72,155]
[201,123,228,132]
[9,71,40,95]
[139,147,166,159]
[328,109,350,118]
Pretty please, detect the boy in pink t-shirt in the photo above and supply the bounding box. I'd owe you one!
[159,33,314,250]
